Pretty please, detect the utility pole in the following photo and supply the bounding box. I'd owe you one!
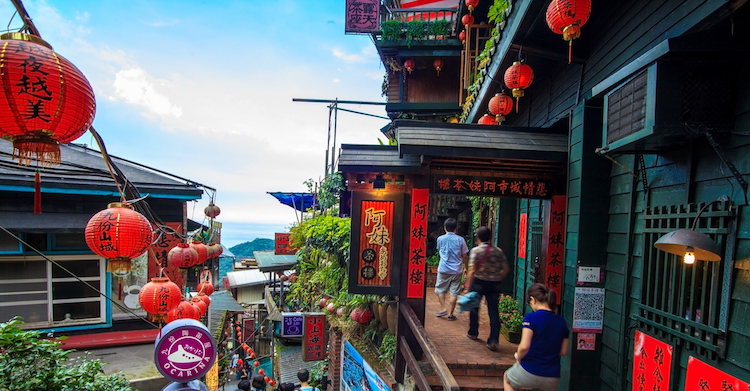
[292,98,388,177]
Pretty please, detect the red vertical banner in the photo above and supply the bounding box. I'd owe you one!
[632,331,673,391]
[518,213,528,258]
[302,313,327,361]
[242,318,255,344]
[685,356,750,390]
[545,195,565,304]
[358,200,394,287]
[407,189,429,298]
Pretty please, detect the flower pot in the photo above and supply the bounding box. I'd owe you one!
[377,302,389,330]
[501,324,521,344]
[386,302,398,335]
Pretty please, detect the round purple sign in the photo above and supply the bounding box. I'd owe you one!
[154,318,216,383]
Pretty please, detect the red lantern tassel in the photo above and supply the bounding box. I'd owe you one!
[34,170,42,214]
[516,97,520,113]
[568,40,572,64]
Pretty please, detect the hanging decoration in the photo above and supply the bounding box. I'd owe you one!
[404,59,415,74]
[0,33,96,166]
[167,301,195,323]
[85,202,153,298]
[433,58,444,76]
[546,0,592,63]
[478,114,499,125]
[168,242,199,269]
[459,30,466,44]
[461,14,475,29]
[197,280,214,296]
[187,300,203,320]
[204,203,221,218]
[191,296,208,317]
[465,0,479,12]
[504,61,534,112]
[190,240,208,266]
[488,92,513,124]
[139,277,181,322]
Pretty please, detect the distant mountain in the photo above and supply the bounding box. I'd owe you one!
[229,238,275,257]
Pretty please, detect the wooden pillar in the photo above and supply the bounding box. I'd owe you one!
[327,327,343,391]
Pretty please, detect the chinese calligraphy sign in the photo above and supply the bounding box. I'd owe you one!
[685,356,749,391]
[242,318,255,344]
[302,313,327,361]
[518,213,528,258]
[275,233,297,255]
[345,0,379,33]
[545,195,565,304]
[433,175,554,199]
[632,331,672,391]
[348,192,403,295]
[407,189,429,298]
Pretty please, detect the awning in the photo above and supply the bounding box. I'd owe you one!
[226,269,268,288]
[267,192,317,212]
[254,251,297,273]
[0,212,91,233]
[338,144,422,174]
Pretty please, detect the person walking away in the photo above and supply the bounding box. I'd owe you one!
[465,226,509,350]
[235,379,251,391]
[504,283,569,391]
[297,369,317,391]
[435,218,469,321]
[251,375,267,391]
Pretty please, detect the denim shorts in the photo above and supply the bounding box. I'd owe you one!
[434,272,463,296]
[505,363,560,391]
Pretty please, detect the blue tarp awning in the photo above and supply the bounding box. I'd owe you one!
[267,192,317,212]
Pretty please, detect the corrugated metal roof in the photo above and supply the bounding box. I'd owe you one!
[254,251,297,272]
[227,268,268,288]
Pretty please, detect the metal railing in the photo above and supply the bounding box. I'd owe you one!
[397,302,459,391]
[376,7,460,40]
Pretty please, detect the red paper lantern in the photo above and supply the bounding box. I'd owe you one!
[488,92,513,124]
[258,368,265,376]
[461,14,474,28]
[85,202,153,276]
[167,301,195,323]
[139,277,181,320]
[504,61,534,112]
[478,114,498,125]
[189,241,208,266]
[465,0,479,12]
[459,30,466,44]
[0,33,96,166]
[197,281,214,296]
[269,380,277,387]
[264,376,270,383]
[433,59,444,76]
[196,293,211,308]
[403,59,415,74]
[187,300,202,320]
[253,361,260,367]
[546,0,592,63]
[191,296,208,317]
[168,242,199,269]
[204,203,221,218]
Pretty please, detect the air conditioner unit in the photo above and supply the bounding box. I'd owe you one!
[601,57,736,154]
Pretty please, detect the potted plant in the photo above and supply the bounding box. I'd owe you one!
[406,19,426,46]
[381,20,404,41]
[426,254,440,287]
[501,312,522,344]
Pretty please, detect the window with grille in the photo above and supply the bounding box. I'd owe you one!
[636,201,735,360]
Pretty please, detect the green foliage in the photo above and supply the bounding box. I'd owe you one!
[0,317,133,391]
[504,311,523,332]
[381,20,404,41]
[308,360,327,387]
[381,73,389,97]
[498,295,521,331]
[405,20,426,47]
[378,331,397,364]
[487,0,511,25]
[319,173,346,211]
[426,254,440,267]
[469,196,498,229]
[229,238,275,257]
[426,20,451,38]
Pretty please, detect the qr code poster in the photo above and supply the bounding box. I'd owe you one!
[573,287,605,333]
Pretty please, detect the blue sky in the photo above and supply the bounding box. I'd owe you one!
[0,0,391,247]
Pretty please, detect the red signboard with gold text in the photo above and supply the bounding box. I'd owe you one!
[632,331,673,391]
[685,356,750,391]
[518,213,528,259]
[407,189,429,298]
[348,192,403,295]
[275,233,297,255]
[545,195,565,305]
[302,313,327,361]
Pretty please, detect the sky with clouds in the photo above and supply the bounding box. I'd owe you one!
[0,0,391,247]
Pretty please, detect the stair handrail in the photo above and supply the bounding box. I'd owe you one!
[399,302,459,391]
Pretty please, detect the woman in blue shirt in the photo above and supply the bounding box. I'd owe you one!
[504,283,569,391]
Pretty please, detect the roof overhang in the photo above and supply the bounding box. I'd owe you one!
[253,251,297,273]
[338,144,422,174]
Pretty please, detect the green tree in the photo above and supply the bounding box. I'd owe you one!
[0,317,133,391]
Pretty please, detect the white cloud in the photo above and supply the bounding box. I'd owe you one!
[332,45,377,64]
[112,68,183,118]
[333,78,341,83]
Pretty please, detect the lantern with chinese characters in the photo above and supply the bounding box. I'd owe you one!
[462,14,474,28]
[191,296,208,317]
[166,301,195,323]
[478,114,498,125]
[139,277,181,321]
[433,58,444,76]
[204,203,221,218]
[197,280,214,296]
[168,242,199,269]
[196,293,211,308]
[0,33,96,166]
[546,0,592,63]
[85,202,153,276]
[187,300,203,320]
[189,241,208,266]
[504,61,534,112]
[459,30,466,44]
[404,59,415,73]
[465,0,479,12]
[488,92,513,124]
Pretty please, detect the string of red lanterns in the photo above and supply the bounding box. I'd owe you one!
[139,277,182,322]
[461,14,475,29]
[465,0,479,13]
[478,114,498,125]
[433,58,444,76]
[546,0,592,63]
[488,92,513,124]
[504,61,534,113]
